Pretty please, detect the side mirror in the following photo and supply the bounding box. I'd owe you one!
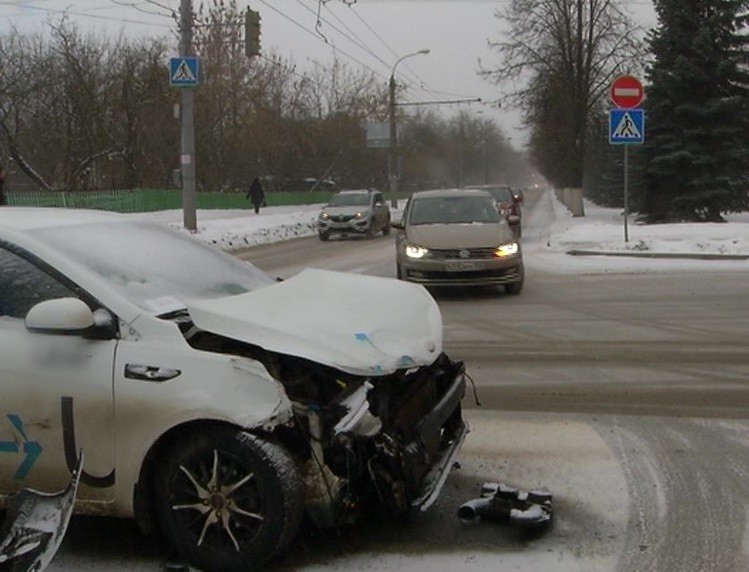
[26,298,95,336]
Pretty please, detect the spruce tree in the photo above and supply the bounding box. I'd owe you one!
[639,0,749,222]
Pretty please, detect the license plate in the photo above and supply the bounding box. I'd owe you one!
[445,260,482,271]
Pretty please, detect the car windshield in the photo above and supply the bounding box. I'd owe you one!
[31,221,277,315]
[408,196,501,225]
[329,193,370,207]
[484,187,514,203]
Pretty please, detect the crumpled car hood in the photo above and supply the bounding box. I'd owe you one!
[186,268,443,376]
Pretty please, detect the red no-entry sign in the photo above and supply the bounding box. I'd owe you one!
[610,75,644,109]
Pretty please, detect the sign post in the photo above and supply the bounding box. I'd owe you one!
[609,75,645,243]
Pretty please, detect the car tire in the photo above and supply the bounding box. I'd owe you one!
[318,231,330,241]
[382,219,391,236]
[154,427,303,572]
[396,263,404,280]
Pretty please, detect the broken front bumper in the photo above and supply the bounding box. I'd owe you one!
[412,417,469,511]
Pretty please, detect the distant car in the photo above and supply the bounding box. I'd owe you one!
[317,189,391,240]
[466,184,522,237]
[0,207,467,571]
[392,189,524,294]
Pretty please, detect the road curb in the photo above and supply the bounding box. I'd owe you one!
[566,249,749,261]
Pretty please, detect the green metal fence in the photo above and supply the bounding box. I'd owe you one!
[4,188,339,213]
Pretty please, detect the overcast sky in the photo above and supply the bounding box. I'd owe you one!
[1,1,657,146]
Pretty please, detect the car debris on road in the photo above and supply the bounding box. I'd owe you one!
[0,453,83,572]
[458,482,553,530]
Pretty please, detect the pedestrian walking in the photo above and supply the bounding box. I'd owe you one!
[0,163,7,206]
[246,177,265,214]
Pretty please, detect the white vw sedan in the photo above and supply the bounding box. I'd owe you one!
[0,208,467,571]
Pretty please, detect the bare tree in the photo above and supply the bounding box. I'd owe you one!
[481,0,643,188]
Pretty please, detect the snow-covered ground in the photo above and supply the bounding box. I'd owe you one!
[130,190,749,276]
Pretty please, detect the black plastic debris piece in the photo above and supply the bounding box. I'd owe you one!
[457,482,552,530]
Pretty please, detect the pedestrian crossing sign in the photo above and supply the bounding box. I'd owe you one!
[169,57,200,87]
[609,109,644,144]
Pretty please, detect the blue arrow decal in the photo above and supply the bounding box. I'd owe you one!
[16,440,42,480]
[0,414,21,453]
[2,414,43,480]
[0,440,19,453]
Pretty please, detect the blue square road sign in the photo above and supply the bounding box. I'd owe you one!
[169,57,200,87]
[609,109,644,144]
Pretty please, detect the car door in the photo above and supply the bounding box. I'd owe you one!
[0,244,116,501]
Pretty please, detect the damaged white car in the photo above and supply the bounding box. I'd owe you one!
[0,208,468,571]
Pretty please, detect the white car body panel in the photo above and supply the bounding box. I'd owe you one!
[0,318,117,503]
[0,308,292,516]
[111,332,292,513]
[187,268,443,375]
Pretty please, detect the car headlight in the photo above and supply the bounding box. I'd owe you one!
[494,242,519,257]
[405,244,429,258]
[319,211,330,220]
[354,211,367,220]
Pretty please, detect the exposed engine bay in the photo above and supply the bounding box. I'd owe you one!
[184,325,468,526]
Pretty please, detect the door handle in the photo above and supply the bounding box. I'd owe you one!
[125,364,181,382]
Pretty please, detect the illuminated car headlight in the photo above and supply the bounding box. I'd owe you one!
[319,211,330,220]
[354,211,366,220]
[405,244,429,258]
[494,242,519,257]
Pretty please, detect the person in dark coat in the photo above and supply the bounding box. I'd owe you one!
[246,177,265,214]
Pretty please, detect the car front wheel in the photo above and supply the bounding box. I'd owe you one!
[318,231,330,241]
[154,427,302,572]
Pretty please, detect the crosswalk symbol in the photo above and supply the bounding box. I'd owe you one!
[174,61,195,82]
[169,57,200,87]
[613,112,640,138]
[609,108,644,144]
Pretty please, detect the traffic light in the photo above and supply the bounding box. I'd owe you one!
[245,8,261,57]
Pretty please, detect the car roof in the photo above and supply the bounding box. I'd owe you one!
[465,184,513,191]
[0,207,126,232]
[336,189,374,195]
[409,188,494,200]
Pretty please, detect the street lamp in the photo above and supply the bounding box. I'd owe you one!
[389,49,430,208]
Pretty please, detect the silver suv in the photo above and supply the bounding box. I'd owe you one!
[317,189,391,240]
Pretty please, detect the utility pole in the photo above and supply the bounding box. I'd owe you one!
[180,0,197,231]
[388,74,397,208]
[388,49,429,208]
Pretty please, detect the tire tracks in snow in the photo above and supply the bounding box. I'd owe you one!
[595,416,749,571]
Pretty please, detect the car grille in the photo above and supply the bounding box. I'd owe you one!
[428,247,497,260]
[330,215,354,222]
[414,267,518,280]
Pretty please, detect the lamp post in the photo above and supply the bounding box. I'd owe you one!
[389,49,430,208]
